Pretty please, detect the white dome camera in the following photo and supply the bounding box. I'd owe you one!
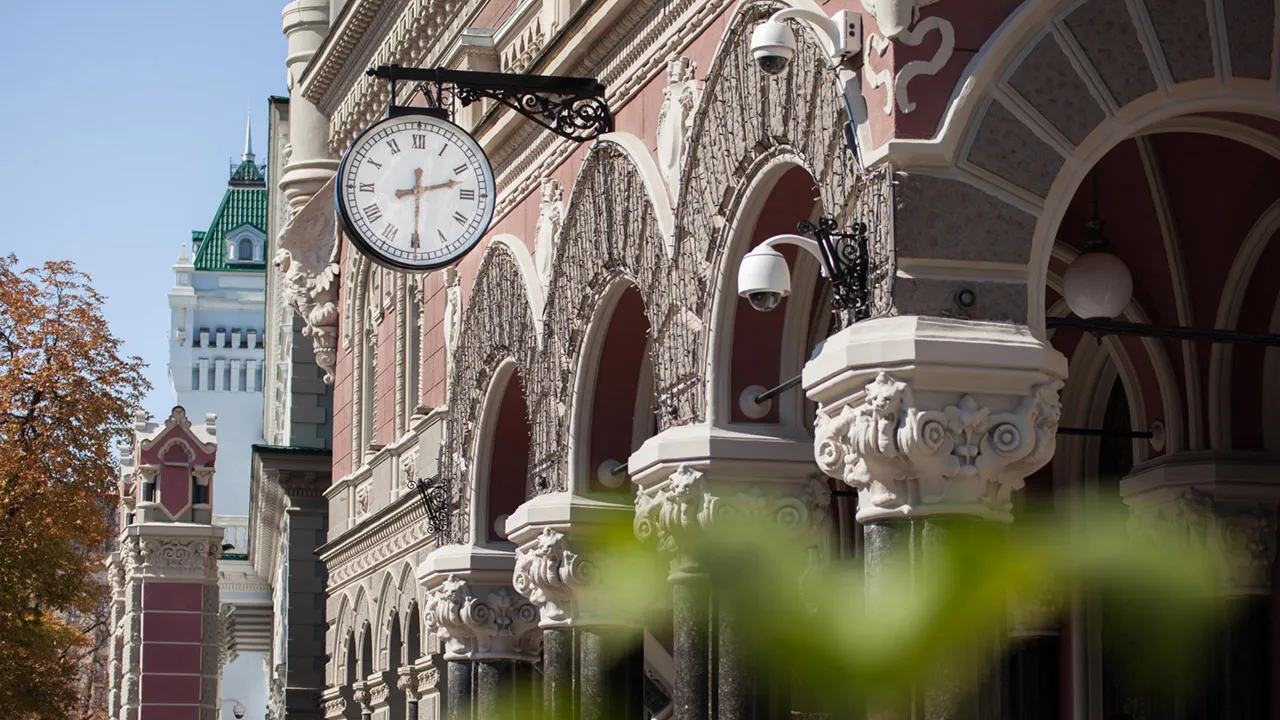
[750,19,797,75]
[737,245,793,312]
[233,703,246,719]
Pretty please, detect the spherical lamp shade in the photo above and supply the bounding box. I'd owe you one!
[1063,250,1133,320]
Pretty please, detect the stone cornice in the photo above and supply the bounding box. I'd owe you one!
[298,0,399,104]
[318,491,435,589]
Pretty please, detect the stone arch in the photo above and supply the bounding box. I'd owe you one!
[373,570,398,669]
[532,139,673,495]
[441,242,539,544]
[330,592,353,686]
[902,0,1280,327]
[671,0,864,425]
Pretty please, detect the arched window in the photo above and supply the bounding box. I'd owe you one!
[238,238,254,261]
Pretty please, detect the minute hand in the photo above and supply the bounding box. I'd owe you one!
[421,179,462,193]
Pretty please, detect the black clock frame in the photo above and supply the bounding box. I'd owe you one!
[335,113,496,272]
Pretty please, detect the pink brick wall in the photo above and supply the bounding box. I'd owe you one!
[137,581,212,719]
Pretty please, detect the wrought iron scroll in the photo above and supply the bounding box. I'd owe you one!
[798,216,872,324]
[367,65,614,142]
[453,86,613,142]
[407,474,453,538]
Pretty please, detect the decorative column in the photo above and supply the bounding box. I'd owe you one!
[419,545,541,720]
[805,316,1067,720]
[1123,458,1280,719]
[397,660,441,720]
[280,0,336,212]
[628,425,832,720]
[506,493,643,720]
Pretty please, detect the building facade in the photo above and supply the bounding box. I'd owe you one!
[265,0,1280,718]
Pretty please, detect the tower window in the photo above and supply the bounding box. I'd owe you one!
[238,239,254,261]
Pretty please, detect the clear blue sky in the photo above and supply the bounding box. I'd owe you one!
[0,0,287,422]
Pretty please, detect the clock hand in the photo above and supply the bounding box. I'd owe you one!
[420,178,462,193]
[395,168,426,199]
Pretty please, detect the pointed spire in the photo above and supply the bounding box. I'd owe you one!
[177,243,189,263]
[242,107,254,162]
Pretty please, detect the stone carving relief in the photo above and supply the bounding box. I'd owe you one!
[133,537,221,578]
[862,0,955,114]
[396,663,439,700]
[512,528,597,626]
[355,483,371,519]
[656,56,701,192]
[424,575,541,661]
[1128,488,1276,595]
[814,372,1063,522]
[277,185,341,384]
[533,178,565,288]
[634,466,831,575]
[441,266,462,400]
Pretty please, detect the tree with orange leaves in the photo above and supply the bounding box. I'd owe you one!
[0,256,148,718]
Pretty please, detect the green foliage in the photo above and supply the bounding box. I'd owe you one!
[487,503,1224,718]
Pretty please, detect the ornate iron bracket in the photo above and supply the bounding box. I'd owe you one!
[797,216,872,323]
[368,65,614,141]
[407,473,453,538]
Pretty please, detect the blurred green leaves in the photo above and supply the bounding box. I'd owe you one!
[489,500,1227,718]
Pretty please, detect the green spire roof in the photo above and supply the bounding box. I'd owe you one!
[191,178,268,273]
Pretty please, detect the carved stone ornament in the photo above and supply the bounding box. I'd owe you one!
[862,0,954,114]
[355,483,371,518]
[533,178,565,288]
[1128,488,1276,595]
[634,466,831,576]
[128,537,222,580]
[512,528,598,627]
[396,662,439,700]
[441,265,462,400]
[656,56,700,193]
[815,372,1063,522]
[424,575,541,661]
[275,179,341,384]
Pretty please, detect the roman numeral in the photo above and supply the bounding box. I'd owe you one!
[459,188,475,201]
[382,224,399,241]
[438,144,447,156]
[453,164,467,175]
[452,211,467,225]
[364,204,382,223]
[368,159,383,170]
[438,229,448,243]
[412,134,427,150]
[359,182,375,192]
[387,138,401,154]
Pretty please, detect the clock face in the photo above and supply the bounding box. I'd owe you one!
[337,113,496,271]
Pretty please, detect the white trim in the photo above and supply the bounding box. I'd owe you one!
[1050,17,1120,116]
[995,82,1076,158]
[896,257,1030,283]
[1207,0,1231,84]
[1138,115,1280,160]
[1124,0,1173,93]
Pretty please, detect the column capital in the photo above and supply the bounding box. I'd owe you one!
[418,544,541,662]
[1122,454,1280,595]
[628,425,833,577]
[505,493,634,628]
[396,660,439,701]
[120,523,225,583]
[804,316,1066,523]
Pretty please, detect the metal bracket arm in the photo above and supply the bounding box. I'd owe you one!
[368,64,614,141]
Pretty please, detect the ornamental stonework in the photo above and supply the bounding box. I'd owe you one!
[512,528,597,627]
[424,575,541,662]
[814,372,1063,522]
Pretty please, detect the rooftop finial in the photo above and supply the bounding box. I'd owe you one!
[242,107,254,162]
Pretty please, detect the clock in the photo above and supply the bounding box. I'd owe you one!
[336,112,496,271]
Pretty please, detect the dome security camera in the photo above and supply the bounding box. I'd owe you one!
[737,245,793,312]
[750,19,796,75]
[233,703,246,719]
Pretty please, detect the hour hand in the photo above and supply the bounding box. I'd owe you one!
[422,178,462,193]
[396,168,426,198]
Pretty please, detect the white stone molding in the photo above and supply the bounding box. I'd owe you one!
[805,316,1068,523]
[1121,456,1280,596]
[418,544,541,662]
[396,660,440,701]
[861,0,943,40]
[441,266,462,400]
[864,9,955,114]
[275,179,340,383]
[533,178,565,289]
[656,56,701,195]
[505,493,637,628]
[628,425,834,576]
[512,529,596,628]
[121,525,225,582]
[423,575,541,662]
